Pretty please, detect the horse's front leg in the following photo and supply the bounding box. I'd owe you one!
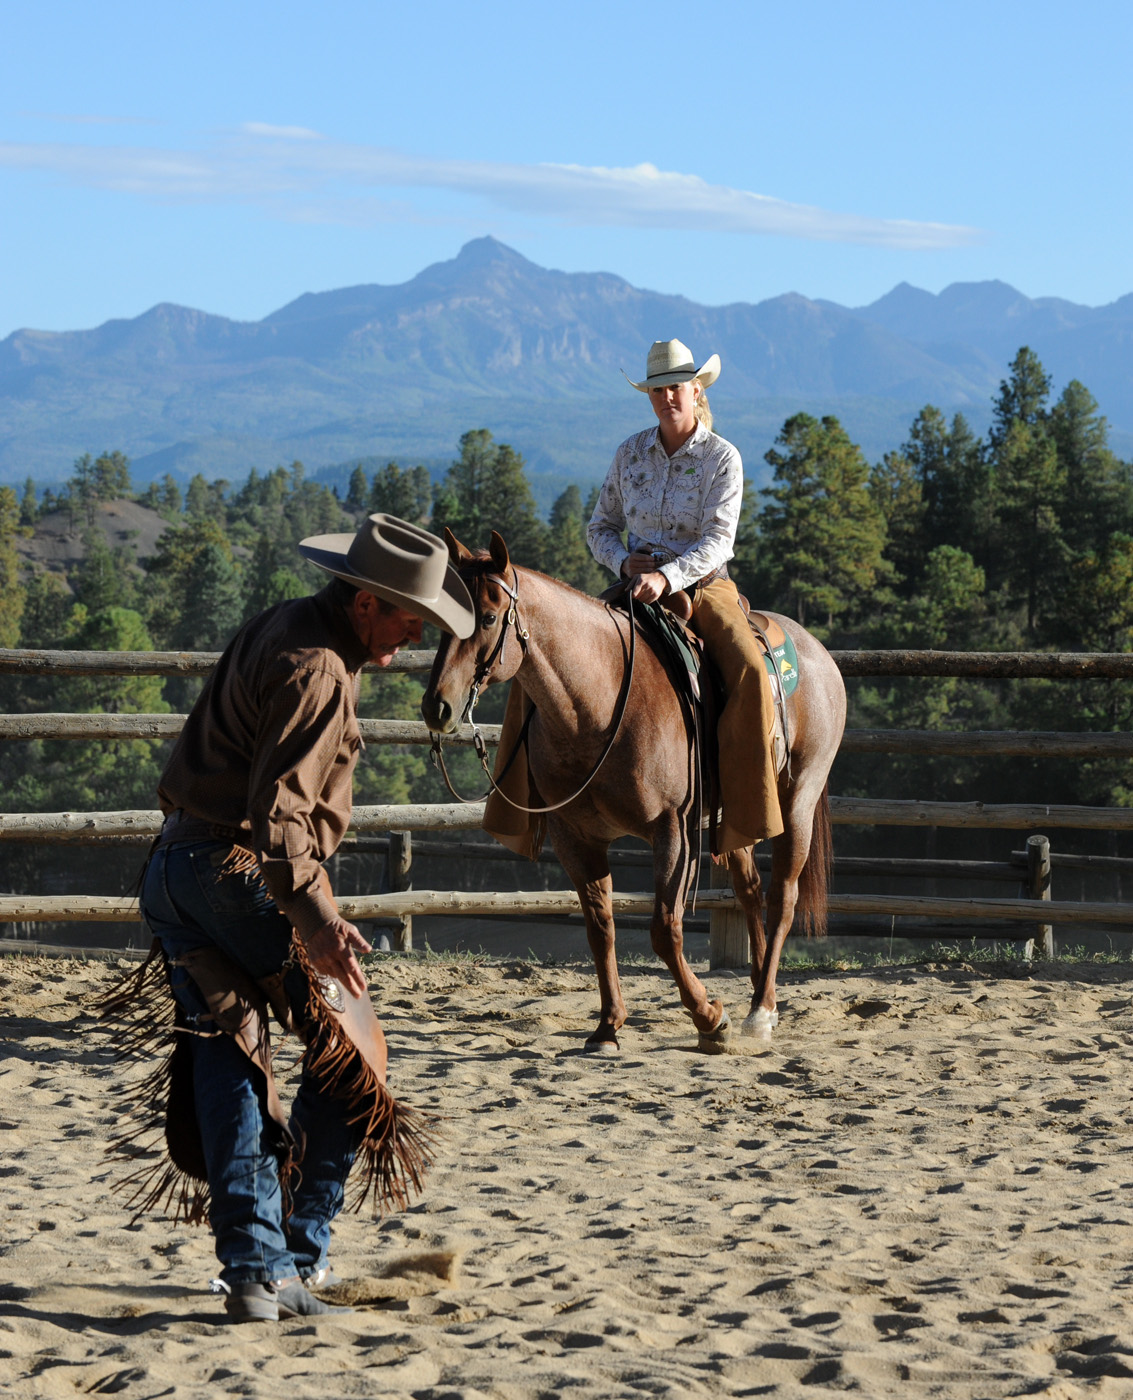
[553,832,626,1053]
[578,873,627,1053]
[651,825,729,1043]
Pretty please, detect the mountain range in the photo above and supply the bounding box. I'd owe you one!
[2,237,1130,502]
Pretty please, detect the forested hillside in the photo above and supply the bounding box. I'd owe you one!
[1,344,1131,922]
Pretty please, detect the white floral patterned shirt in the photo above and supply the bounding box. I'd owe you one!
[586,422,744,593]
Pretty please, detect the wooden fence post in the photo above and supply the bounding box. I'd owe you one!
[1024,834,1054,960]
[708,860,747,969]
[388,830,413,952]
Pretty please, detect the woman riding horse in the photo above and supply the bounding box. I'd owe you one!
[586,339,782,854]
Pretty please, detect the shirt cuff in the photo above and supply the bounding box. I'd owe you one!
[261,862,338,940]
[659,560,687,592]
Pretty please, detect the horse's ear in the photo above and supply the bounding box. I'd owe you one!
[488,531,510,573]
[444,527,473,563]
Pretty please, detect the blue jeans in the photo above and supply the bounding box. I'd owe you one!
[140,840,360,1285]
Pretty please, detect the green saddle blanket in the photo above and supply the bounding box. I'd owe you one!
[762,631,799,697]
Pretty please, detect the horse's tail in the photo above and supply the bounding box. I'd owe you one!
[795,782,832,939]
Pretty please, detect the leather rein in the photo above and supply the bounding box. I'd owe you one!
[428,566,638,814]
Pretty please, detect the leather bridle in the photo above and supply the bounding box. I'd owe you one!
[428,566,638,814]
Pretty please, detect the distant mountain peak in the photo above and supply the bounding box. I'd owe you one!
[2,244,1131,486]
[452,236,532,268]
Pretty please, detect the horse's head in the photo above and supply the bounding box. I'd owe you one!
[421,529,528,734]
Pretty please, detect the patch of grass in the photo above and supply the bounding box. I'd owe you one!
[362,942,501,967]
[776,939,1133,973]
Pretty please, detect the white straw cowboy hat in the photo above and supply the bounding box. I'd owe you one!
[624,338,721,392]
[299,513,476,638]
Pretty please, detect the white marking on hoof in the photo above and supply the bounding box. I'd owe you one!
[740,1007,779,1040]
[585,1036,620,1056]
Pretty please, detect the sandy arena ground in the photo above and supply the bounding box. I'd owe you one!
[3,951,1133,1398]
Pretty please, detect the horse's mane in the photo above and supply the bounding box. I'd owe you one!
[456,552,610,612]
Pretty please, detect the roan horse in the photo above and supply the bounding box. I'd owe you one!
[422,532,847,1050]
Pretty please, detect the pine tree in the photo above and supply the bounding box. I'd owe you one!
[159,474,183,516]
[904,407,992,566]
[93,451,132,500]
[899,546,987,648]
[1058,534,1133,653]
[0,486,26,648]
[145,519,244,650]
[759,414,889,634]
[369,462,431,522]
[185,474,210,519]
[869,450,925,595]
[19,571,74,648]
[989,347,1051,449]
[345,464,368,518]
[987,348,1065,635]
[71,526,138,614]
[432,430,546,568]
[19,478,38,526]
[69,454,99,526]
[545,484,604,593]
[1049,380,1132,554]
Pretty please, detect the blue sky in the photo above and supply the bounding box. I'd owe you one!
[2,0,1130,338]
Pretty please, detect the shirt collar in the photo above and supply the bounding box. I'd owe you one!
[648,420,708,462]
[313,583,371,674]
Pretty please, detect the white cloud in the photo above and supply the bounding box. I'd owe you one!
[0,129,983,250]
[241,122,325,141]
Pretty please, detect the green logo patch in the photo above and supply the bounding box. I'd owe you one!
[763,633,799,696]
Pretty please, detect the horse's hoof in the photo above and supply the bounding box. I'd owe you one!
[698,1009,731,1055]
[740,1007,778,1040]
[585,1034,620,1055]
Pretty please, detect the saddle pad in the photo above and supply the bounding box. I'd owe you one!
[763,631,799,697]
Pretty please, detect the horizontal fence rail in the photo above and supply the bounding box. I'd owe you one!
[827,799,1133,830]
[0,648,434,677]
[3,799,1132,843]
[4,647,1133,680]
[3,714,1133,760]
[830,651,1133,679]
[2,891,1131,926]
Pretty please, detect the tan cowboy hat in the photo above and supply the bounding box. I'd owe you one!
[299,513,475,637]
[624,338,721,392]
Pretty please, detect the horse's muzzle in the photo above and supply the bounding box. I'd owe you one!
[421,693,459,734]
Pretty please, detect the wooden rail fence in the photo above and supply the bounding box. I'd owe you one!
[2,647,1131,964]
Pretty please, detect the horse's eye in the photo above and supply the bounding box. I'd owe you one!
[481,614,497,629]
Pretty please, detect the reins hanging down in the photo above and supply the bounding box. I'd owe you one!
[429,568,638,815]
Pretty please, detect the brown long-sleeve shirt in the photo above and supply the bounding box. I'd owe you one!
[157,585,369,939]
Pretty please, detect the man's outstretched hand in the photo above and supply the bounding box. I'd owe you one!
[303,916,372,999]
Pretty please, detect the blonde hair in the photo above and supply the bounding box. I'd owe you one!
[693,380,713,432]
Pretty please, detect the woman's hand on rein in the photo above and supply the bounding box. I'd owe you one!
[629,570,669,604]
[621,554,670,604]
[625,550,663,577]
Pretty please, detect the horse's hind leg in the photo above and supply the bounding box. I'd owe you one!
[719,843,766,979]
[740,813,810,1041]
[651,820,728,1040]
[552,832,625,1053]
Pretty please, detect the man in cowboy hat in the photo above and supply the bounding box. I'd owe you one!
[136,514,474,1323]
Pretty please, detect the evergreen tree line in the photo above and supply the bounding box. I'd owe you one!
[1,344,1131,840]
